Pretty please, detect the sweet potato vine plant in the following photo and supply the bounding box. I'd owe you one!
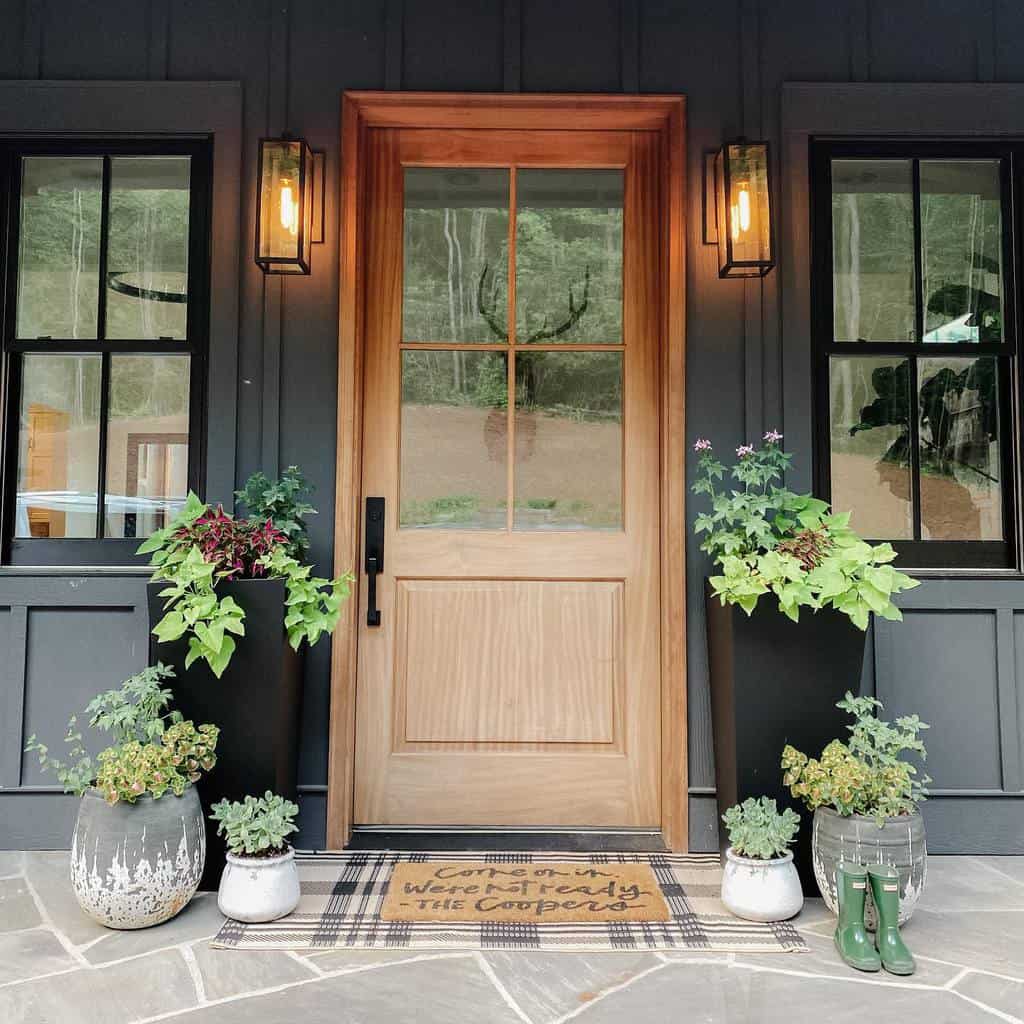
[692,433,918,629]
[141,469,353,678]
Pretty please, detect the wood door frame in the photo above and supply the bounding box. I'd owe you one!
[327,91,687,851]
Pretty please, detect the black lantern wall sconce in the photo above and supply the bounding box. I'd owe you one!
[255,136,325,275]
[703,139,775,278]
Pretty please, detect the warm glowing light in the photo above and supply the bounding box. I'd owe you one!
[730,204,739,241]
[737,186,751,232]
[280,179,298,235]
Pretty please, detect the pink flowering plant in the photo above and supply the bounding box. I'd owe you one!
[141,470,354,678]
[25,664,218,805]
[693,433,918,628]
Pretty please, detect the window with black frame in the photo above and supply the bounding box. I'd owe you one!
[0,141,210,565]
[812,141,1019,569]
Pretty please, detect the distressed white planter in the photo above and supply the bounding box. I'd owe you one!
[70,787,205,930]
[217,847,300,923]
[720,848,804,922]
[812,806,927,928]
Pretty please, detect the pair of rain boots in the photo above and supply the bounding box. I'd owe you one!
[834,862,915,975]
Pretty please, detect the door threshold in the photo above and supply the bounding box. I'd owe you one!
[348,826,667,853]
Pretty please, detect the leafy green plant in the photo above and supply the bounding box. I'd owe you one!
[721,797,800,860]
[692,434,919,628]
[210,791,299,857]
[259,547,354,650]
[24,665,218,805]
[141,471,353,678]
[782,692,930,824]
[235,466,317,560]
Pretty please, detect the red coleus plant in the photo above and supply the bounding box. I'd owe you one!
[170,506,286,579]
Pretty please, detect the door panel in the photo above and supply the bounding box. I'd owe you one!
[353,127,662,827]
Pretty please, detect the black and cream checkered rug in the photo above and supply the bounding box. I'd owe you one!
[211,851,808,953]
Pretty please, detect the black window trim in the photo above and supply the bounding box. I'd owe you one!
[0,136,213,567]
[810,137,1023,571]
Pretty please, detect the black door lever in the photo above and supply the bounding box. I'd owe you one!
[365,497,385,627]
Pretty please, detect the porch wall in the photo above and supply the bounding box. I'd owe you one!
[1,0,1022,852]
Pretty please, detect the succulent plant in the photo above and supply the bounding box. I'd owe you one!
[722,797,800,860]
[210,792,299,857]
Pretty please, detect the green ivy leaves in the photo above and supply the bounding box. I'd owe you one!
[694,439,919,629]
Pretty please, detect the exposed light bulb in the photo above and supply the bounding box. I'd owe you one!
[280,179,298,236]
[730,203,739,241]
[737,187,751,232]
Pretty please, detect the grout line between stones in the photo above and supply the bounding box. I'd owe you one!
[19,870,89,967]
[283,949,324,976]
[473,952,535,1024]
[179,944,207,1006]
[546,961,670,1024]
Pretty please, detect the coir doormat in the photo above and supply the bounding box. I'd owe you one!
[211,851,809,953]
[380,860,670,923]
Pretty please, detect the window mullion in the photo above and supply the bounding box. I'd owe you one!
[94,156,113,540]
[909,158,924,542]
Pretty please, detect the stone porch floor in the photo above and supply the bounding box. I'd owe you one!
[1,853,1023,1023]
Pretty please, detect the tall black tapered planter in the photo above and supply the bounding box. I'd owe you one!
[148,579,303,890]
[705,584,869,894]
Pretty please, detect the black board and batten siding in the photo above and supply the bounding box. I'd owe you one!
[0,0,1022,853]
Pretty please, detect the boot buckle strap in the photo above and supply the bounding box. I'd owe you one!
[883,883,898,892]
[852,881,866,890]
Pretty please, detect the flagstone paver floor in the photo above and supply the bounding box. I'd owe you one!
[1,852,1023,1023]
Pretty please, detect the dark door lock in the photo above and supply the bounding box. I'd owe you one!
[364,497,385,627]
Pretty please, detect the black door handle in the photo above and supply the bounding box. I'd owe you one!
[365,497,385,627]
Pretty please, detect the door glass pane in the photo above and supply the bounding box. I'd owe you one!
[514,352,622,530]
[16,157,103,340]
[105,355,191,539]
[831,160,915,343]
[829,356,913,539]
[918,357,1002,540]
[516,169,623,344]
[403,168,509,343]
[921,161,1003,343]
[106,157,191,341]
[16,354,101,538]
[400,350,507,528]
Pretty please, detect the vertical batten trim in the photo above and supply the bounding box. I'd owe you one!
[147,0,170,81]
[995,608,1022,791]
[503,0,522,92]
[385,0,404,91]
[620,0,640,93]
[739,0,763,442]
[260,0,291,479]
[21,0,43,79]
[0,607,29,788]
[849,0,870,82]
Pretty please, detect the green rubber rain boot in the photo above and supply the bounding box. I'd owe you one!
[834,863,881,972]
[869,865,915,976]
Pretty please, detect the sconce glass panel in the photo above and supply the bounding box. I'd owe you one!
[256,138,313,275]
[714,141,774,278]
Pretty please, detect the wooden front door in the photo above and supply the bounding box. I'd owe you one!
[335,95,686,841]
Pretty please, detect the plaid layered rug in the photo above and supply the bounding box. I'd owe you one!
[211,851,809,953]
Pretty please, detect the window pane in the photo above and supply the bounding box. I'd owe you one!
[106,157,191,340]
[400,350,507,528]
[516,169,623,344]
[403,168,509,343]
[829,356,913,539]
[514,352,622,530]
[921,161,1003,343]
[832,160,915,343]
[918,357,1002,540]
[16,354,101,538]
[16,158,102,339]
[105,355,191,539]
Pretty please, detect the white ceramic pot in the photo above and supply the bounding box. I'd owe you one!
[721,847,804,923]
[217,847,300,923]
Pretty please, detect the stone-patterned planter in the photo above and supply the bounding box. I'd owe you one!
[812,805,927,928]
[70,787,205,929]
